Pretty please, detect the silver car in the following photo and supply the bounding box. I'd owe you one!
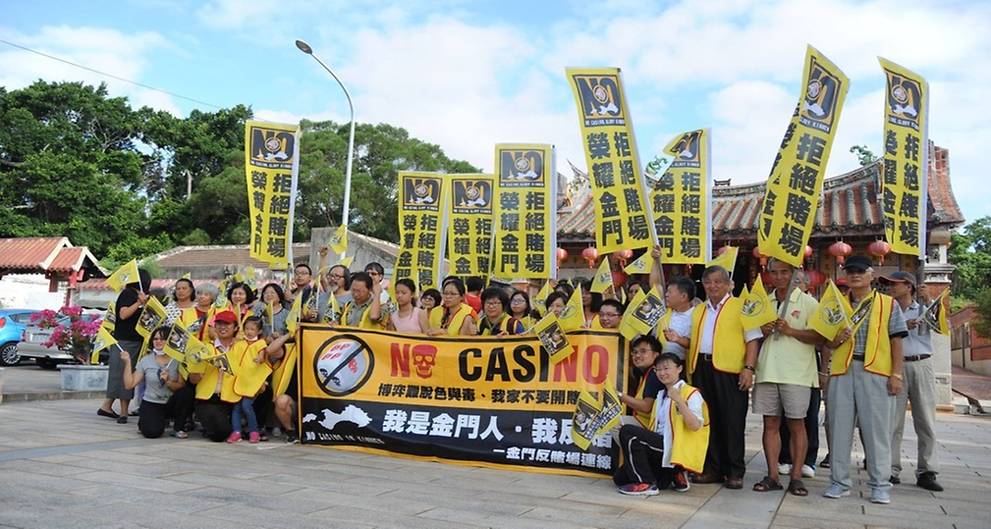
[17,313,103,369]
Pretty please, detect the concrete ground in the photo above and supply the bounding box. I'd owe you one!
[0,396,989,529]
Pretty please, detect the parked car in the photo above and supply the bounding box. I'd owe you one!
[0,309,40,366]
[17,313,103,369]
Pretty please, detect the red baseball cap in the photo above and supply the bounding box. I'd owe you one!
[213,310,237,324]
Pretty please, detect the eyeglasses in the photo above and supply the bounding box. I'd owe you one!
[484,300,503,306]
[328,273,343,279]
[294,270,310,276]
[599,311,620,318]
[442,291,460,297]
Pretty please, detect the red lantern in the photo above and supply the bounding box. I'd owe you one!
[806,269,826,289]
[581,247,599,268]
[804,245,813,259]
[556,247,568,264]
[868,240,892,265]
[828,240,852,264]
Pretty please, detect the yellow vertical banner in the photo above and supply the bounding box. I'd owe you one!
[757,46,849,267]
[879,58,928,256]
[396,172,449,290]
[649,129,711,264]
[447,174,495,277]
[492,144,557,279]
[566,67,655,254]
[245,120,301,268]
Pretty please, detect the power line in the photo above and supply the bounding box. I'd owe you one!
[0,37,223,110]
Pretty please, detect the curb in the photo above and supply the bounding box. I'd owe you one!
[1,390,104,404]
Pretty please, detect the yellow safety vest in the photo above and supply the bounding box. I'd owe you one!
[231,339,272,397]
[341,300,386,330]
[632,371,654,428]
[830,290,895,377]
[194,343,239,403]
[478,314,520,336]
[654,309,673,347]
[688,297,748,376]
[429,303,474,336]
[667,384,710,474]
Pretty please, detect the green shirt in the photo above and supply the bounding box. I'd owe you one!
[755,288,820,387]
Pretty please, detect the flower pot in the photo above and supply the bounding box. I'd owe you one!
[59,364,108,392]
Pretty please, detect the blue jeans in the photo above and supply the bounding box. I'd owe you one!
[231,397,258,433]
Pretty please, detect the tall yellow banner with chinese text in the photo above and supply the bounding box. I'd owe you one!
[447,174,495,277]
[649,129,711,264]
[758,46,849,267]
[245,120,301,268]
[879,58,928,256]
[396,172,449,290]
[492,145,557,279]
[566,68,655,254]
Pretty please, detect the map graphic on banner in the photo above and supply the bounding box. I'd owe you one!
[396,172,449,290]
[244,120,301,268]
[447,174,495,277]
[566,67,656,254]
[297,326,627,476]
[492,144,557,279]
[758,46,849,267]
[879,58,929,257]
[649,129,712,264]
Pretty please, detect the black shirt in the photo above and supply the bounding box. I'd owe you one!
[113,288,142,342]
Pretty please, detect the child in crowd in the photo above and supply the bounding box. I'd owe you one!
[227,317,271,443]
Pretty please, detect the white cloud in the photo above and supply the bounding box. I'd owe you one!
[0,25,180,114]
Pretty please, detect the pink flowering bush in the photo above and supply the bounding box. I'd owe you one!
[32,306,103,364]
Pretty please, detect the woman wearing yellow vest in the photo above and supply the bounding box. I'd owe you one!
[822,256,907,505]
[509,290,538,331]
[339,271,387,330]
[421,278,477,336]
[615,352,708,496]
[477,287,525,336]
[187,310,240,442]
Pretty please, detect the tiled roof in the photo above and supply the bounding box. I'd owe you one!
[48,247,101,274]
[558,144,964,241]
[0,237,69,271]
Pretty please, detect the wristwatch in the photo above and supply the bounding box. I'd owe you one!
[743,365,756,372]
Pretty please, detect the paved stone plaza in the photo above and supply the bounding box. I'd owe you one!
[0,397,988,529]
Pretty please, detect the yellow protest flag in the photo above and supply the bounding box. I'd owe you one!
[590,256,612,294]
[707,246,739,277]
[91,326,118,364]
[566,68,655,253]
[558,284,585,332]
[105,259,140,293]
[570,389,602,451]
[272,343,298,398]
[181,272,191,280]
[163,322,191,363]
[135,296,167,339]
[739,283,750,301]
[651,129,712,264]
[183,337,210,375]
[879,58,929,257]
[758,46,849,267]
[624,252,653,275]
[619,286,667,341]
[286,291,302,334]
[339,255,354,268]
[810,280,852,341]
[740,276,777,330]
[493,146,556,279]
[922,288,950,335]
[245,120,301,268]
[448,174,496,277]
[329,224,349,256]
[534,313,573,365]
[100,301,116,334]
[533,280,553,316]
[396,172,450,289]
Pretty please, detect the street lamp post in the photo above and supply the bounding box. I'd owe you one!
[295,39,355,257]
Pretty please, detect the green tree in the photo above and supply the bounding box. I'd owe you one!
[948,216,991,300]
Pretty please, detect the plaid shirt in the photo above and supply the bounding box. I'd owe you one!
[850,291,908,355]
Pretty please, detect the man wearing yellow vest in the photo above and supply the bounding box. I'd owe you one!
[187,310,239,442]
[688,265,762,489]
[595,299,623,330]
[615,352,708,496]
[618,335,665,430]
[340,272,386,329]
[823,256,907,505]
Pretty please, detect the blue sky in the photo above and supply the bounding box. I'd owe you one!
[3,0,989,226]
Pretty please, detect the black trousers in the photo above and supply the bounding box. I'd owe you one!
[779,387,821,467]
[614,424,667,485]
[252,383,274,429]
[693,357,747,479]
[196,396,233,442]
[137,389,194,439]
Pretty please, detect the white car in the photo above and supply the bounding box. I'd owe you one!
[17,314,102,369]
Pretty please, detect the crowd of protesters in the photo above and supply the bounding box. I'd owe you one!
[97,245,945,506]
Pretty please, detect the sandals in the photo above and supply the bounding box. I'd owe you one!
[788,479,808,496]
[752,476,783,492]
[97,408,120,419]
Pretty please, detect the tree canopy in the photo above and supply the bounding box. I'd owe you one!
[0,81,476,266]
